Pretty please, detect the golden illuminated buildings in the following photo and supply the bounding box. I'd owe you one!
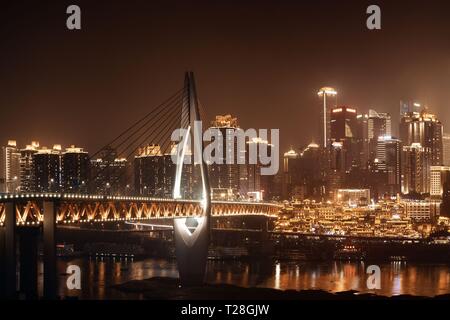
[443,133,450,166]
[33,145,62,193]
[317,87,337,149]
[336,189,370,206]
[62,145,89,193]
[0,140,21,193]
[19,141,40,192]
[402,143,430,194]
[208,115,240,197]
[400,107,443,166]
[282,148,299,200]
[329,106,358,193]
[134,144,176,197]
[401,199,440,222]
[376,136,402,195]
[90,146,128,195]
[368,109,392,163]
[243,137,273,200]
[430,165,450,197]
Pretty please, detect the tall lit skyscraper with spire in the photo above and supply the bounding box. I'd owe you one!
[317,87,337,149]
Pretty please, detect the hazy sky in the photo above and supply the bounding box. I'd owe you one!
[1,0,450,153]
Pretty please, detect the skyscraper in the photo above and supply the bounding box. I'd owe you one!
[399,100,422,118]
[440,171,450,218]
[376,136,402,195]
[20,141,40,192]
[330,106,359,176]
[356,113,369,169]
[134,144,176,197]
[317,87,337,149]
[299,142,322,200]
[242,137,272,199]
[0,140,21,193]
[282,148,299,200]
[33,145,61,193]
[442,133,450,166]
[402,143,430,195]
[430,166,450,197]
[61,145,89,193]
[368,109,392,163]
[328,141,345,196]
[90,146,129,195]
[208,115,240,197]
[399,108,443,166]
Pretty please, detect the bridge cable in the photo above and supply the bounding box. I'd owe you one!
[90,87,184,160]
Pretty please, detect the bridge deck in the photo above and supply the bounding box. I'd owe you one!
[0,193,280,226]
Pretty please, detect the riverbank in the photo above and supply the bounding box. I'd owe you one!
[113,277,450,300]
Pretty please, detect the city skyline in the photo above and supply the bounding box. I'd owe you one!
[2,1,450,304]
[2,0,450,153]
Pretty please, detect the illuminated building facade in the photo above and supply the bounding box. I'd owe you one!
[376,136,402,195]
[243,137,272,200]
[330,106,359,171]
[0,140,21,193]
[368,109,392,163]
[90,146,129,195]
[282,148,299,200]
[20,141,40,192]
[336,188,370,206]
[443,133,450,166]
[402,199,440,221]
[208,115,240,197]
[134,144,176,197]
[317,87,337,149]
[430,166,450,197]
[61,145,90,193]
[33,145,61,193]
[401,143,430,194]
[399,108,443,166]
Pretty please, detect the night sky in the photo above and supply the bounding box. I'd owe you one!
[1,0,450,154]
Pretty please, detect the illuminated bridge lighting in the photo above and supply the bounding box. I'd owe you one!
[0,193,280,226]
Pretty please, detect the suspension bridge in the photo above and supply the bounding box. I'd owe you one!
[0,72,280,299]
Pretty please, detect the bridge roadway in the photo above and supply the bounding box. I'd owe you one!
[0,193,279,299]
[0,193,280,226]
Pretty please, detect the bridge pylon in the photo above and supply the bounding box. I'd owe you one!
[173,72,211,286]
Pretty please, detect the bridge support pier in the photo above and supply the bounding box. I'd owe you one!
[174,217,209,286]
[0,202,17,299]
[19,228,39,300]
[43,201,57,300]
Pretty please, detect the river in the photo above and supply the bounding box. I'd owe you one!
[35,258,450,299]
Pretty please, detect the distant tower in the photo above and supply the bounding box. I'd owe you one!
[317,87,337,149]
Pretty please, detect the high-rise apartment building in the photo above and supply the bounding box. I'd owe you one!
[402,143,430,194]
[20,141,40,192]
[208,115,240,197]
[134,144,176,198]
[399,109,443,166]
[61,145,90,193]
[282,148,299,200]
[90,146,129,195]
[368,109,391,162]
[376,136,402,195]
[442,133,450,166]
[330,106,359,177]
[0,140,21,193]
[430,166,450,197]
[33,145,62,193]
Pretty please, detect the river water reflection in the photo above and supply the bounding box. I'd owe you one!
[40,258,450,299]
